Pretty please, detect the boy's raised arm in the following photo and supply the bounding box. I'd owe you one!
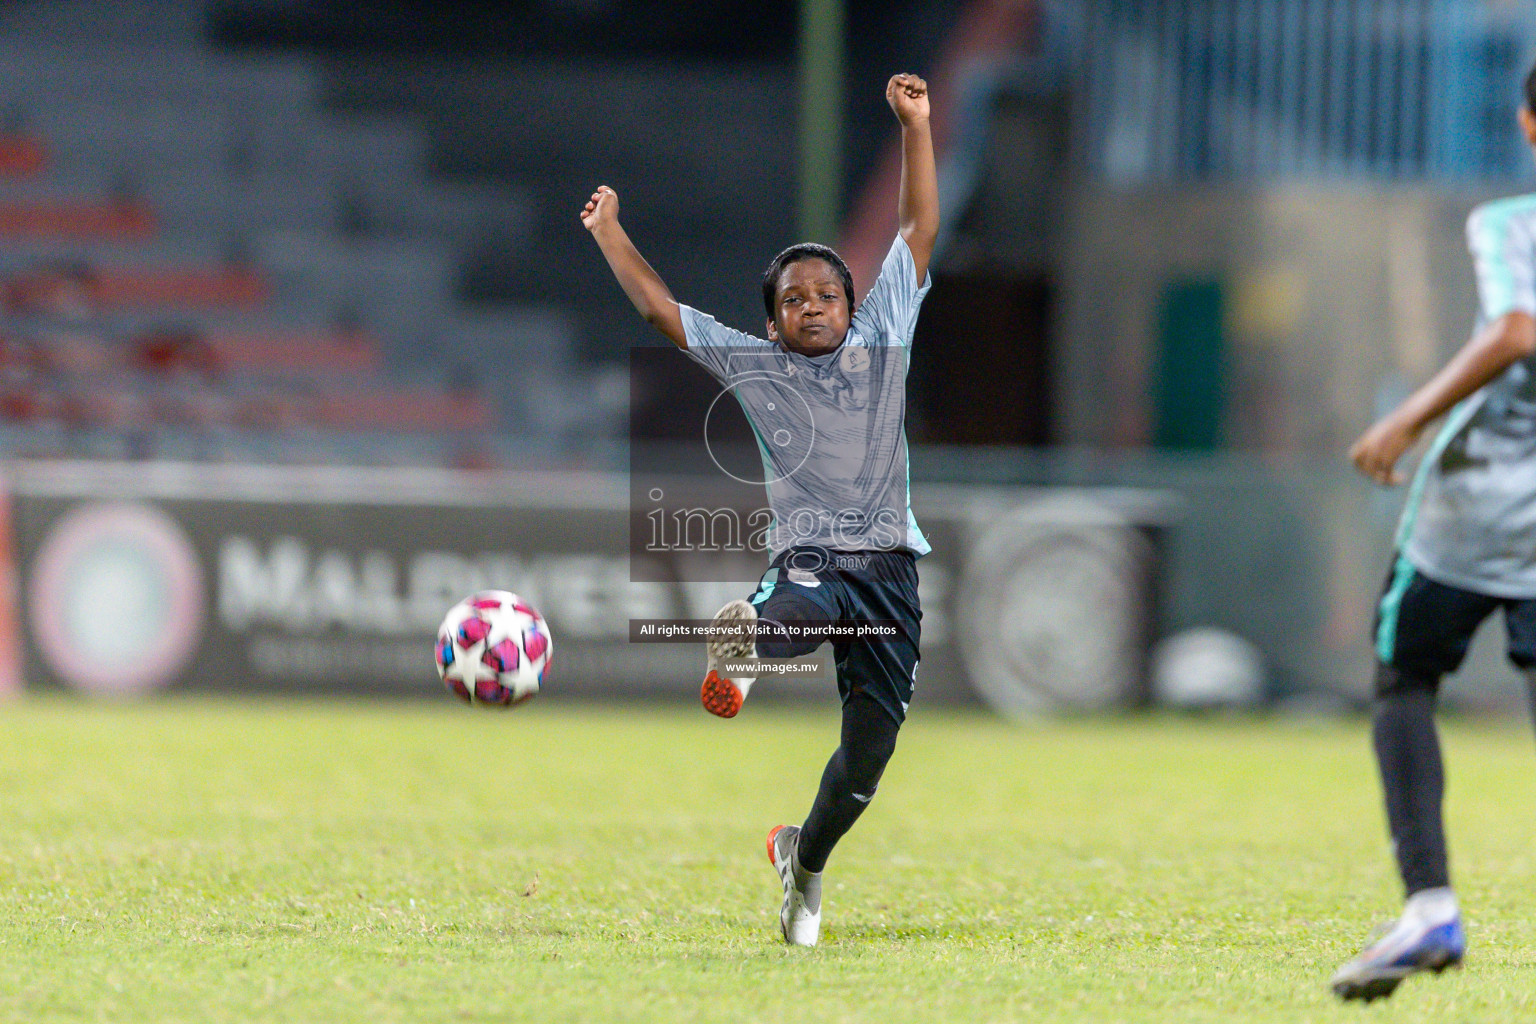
[886,74,939,284]
[580,186,688,349]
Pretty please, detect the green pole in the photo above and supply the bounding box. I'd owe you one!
[798,0,845,246]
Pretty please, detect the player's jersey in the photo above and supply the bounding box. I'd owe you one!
[678,235,932,560]
[1399,193,1536,597]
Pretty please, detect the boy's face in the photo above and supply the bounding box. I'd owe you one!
[767,258,851,356]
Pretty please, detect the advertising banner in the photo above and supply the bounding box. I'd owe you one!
[3,461,1173,714]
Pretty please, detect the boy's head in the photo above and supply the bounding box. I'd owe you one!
[761,243,854,356]
[1522,62,1536,148]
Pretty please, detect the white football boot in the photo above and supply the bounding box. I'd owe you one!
[767,824,821,946]
[701,599,758,718]
[1331,888,1465,1002]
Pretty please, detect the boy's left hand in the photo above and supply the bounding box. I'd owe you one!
[886,73,930,125]
[1349,414,1420,486]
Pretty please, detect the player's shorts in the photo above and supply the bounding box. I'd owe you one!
[746,545,921,726]
[1374,556,1536,693]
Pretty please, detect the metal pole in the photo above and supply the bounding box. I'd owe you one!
[798,0,845,245]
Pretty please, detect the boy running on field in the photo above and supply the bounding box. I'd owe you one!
[581,73,938,946]
[1332,62,1536,1002]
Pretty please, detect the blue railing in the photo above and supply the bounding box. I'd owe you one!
[1061,0,1536,182]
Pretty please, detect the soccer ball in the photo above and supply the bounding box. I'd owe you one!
[434,590,553,706]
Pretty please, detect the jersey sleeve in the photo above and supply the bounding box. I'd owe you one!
[850,234,934,347]
[678,304,776,382]
[1466,204,1536,322]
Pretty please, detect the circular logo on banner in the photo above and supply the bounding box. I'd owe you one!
[29,502,204,696]
[957,496,1150,717]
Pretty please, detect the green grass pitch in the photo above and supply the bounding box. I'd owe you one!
[2,696,1536,1023]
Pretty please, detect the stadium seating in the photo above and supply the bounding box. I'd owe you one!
[0,10,568,468]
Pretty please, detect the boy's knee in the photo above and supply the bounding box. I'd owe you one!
[1374,662,1439,698]
[757,623,820,660]
[756,591,830,660]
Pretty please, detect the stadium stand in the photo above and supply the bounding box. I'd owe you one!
[0,1,573,468]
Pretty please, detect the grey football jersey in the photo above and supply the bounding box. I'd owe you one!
[678,235,932,559]
[1400,193,1536,597]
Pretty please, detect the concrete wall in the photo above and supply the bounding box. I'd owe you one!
[1056,184,1512,454]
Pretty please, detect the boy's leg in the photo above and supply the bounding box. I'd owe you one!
[797,551,921,871]
[1334,563,1492,1001]
[767,690,898,947]
[1501,596,1536,738]
[702,562,836,718]
[755,586,835,660]
[774,615,914,946]
[767,552,920,946]
[797,689,900,872]
[1372,666,1450,895]
[1369,567,1494,898]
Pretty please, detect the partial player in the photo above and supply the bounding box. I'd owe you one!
[1334,59,1536,1002]
[435,590,552,707]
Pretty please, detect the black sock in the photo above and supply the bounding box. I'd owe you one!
[1372,688,1450,894]
[797,693,900,873]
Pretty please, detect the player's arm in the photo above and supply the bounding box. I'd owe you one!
[886,74,939,284]
[1350,310,1536,484]
[580,186,687,349]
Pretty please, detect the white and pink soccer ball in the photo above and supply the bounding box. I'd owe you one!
[434,591,552,707]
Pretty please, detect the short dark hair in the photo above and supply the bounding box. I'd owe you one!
[761,243,854,322]
[1527,62,1536,114]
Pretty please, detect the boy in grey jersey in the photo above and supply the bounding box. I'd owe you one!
[581,74,938,946]
[675,236,931,562]
[1332,64,1536,1002]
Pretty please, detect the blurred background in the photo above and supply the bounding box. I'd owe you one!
[2,0,1534,716]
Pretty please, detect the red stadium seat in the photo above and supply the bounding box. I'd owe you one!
[0,134,47,177]
[310,388,495,432]
[0,199,153,239]
[92,266,267,308]
[205,329,381,375]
